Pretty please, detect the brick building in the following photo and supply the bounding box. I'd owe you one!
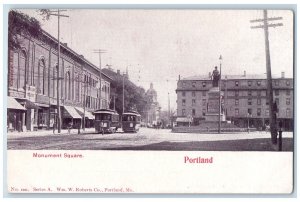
[176,71,293,130]
[7,27,112,132]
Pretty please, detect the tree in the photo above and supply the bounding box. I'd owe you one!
[8,10,43,50]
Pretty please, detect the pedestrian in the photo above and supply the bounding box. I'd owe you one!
[68,121,73,135]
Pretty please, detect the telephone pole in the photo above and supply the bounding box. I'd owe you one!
[93,49,107,109]
[48,9,69,133]
[250,10,283,144]
[218,55,222,134]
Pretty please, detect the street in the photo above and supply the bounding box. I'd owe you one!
[7,127,293,151]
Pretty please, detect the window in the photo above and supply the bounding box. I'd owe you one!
[257,90,261,97]
[202,99,206,106]
[248,90,252,96]
[275,80,279,86]
[182,82,186,87]
[182,99,186,106]
[182,109,186,116]
[257,81,261,86]
[266,99,269,105]
[235,90,239,96]
[192,109,196,116]
[202,82,206,87]
[286,108,291,117]
[65,71,71,100]
[182,92,186,97]
[202,91,206,96]
[235,108,239,116]
[265,109,269,116]
[248,98,252,105]
[38,58,45,94]
[75,74,80,102]
[11,51,19,88]
[202,108,206,116]
[286,80,290,86]
[286,90,290,96]
[192,99,196,106]
[257,99,261,105]
[275,98,279,105]
[275,89,279,96]
[286,98,290,105]
[192,91,196,97]
[248,108,252,115]
[235,99,239,106]
[235,81,239,86]
[257,108,261,116]
[192,82,196,88]
[248,81,252,86]
[19,50,26,90]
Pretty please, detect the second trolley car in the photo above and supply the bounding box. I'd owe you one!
[122,111,141,133]
[94,109,120,134]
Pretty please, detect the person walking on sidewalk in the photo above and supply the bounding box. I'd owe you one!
[67,121,73,135]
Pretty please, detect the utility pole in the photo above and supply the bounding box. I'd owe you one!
[250,10,283,144]
[122,73,125,114]
[93,49,107,109]
[48,9,69,133]
[218,55,222,134]
[168,92,170,126]
[83,72,87,131]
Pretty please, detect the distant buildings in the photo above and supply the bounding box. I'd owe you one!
[145,83,161,126]
[7,14,111,132]
[176,71,293,130]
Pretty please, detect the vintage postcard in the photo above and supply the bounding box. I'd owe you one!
[5,8,294,194]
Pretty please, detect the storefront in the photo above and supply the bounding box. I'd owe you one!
[63,105,82,129]
[75,107,95,128]
[7,97,26,132]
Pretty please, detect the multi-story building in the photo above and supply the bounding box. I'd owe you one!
[176,71,293,130]
[145,83,161,126]
[7,16,112,132]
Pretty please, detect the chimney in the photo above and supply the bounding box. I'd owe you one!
[244,70,246,77]
[117,70,120,75]
[179,75,181,80]
[79,55,84,59]
[209,72,211,78]
[63,43,68,47]
[281,71,285,78]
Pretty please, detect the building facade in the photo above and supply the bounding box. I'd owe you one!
[7,30,111,132]
[176,71,293,130]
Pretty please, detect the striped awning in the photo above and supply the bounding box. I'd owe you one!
[176,117,192,123]
[63,106,82,119]
[7,97,26,110]
[75,107,94,119]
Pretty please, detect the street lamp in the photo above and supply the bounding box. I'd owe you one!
[218,55,222,134]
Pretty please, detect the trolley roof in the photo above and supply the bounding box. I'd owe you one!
[93,109,119,115]
[123,111,141,116]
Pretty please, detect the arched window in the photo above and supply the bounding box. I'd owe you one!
[19,50,27,89]
[75,74,80,102]
[53,64,58,98]
[11,51,19,88]
[65,71,71,100]
[38,58,45,94]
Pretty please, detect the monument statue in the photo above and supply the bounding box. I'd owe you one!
[211,66,220,87]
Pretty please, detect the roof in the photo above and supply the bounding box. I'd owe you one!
[7,97,26,110]
[182,74,292,81]
[93,109,119,115]
[123,112,141,116]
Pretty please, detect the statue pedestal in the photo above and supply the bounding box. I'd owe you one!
[205,87,225,122]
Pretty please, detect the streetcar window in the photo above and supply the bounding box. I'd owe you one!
[95,114,111,121]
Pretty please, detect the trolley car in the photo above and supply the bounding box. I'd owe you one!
[93,109,120,134]
[122,111,141,133]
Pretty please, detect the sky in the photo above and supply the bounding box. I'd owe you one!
[18,9,294,111]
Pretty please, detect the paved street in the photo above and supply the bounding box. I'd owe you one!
[7,127,293,151]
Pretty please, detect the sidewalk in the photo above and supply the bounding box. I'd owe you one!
[7,127,96,139]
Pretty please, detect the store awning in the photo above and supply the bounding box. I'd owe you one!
[7,97,26,110]
[63,106,82,119]
[15,98,39,109]
[75,107,94,119]
[176,117,192,123]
